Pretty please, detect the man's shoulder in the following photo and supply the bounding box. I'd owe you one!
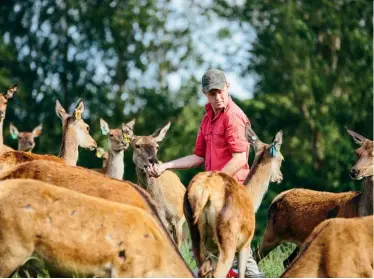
[226,101,249,121]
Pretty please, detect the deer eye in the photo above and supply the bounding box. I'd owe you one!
[135,144,140,148]
[109,134,114,138]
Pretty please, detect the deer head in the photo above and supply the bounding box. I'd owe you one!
[0,84,17,121]
[132,122,170,169]
[55,100,97,151]
[100,118,135,151]
[9,123,43,152]
[245,123,284,184]
[346,128,373,180]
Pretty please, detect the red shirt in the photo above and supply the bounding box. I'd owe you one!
[194,97,250,183]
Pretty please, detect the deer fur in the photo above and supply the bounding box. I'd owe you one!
[9,123,43,152]
[0,179,194,277]
[255,128,373,266]
[0,84,17,153]
[281,216,373,278]
[99,118,135,179]
[132,122,186,249]
[0,100,96,172]
[185,124,284,278]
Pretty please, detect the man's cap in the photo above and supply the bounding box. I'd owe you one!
[202,69,227,92]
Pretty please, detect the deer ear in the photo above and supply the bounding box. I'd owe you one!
[152,121,171,142]
[73,100,85,120]
[9,123,19,140]
[346,127,366,145]
[272,130,283,150]
[125,118,136,130]
[55,100,68,120]
[100,118,110,135]
[4,84,18,99]
[32,124,43,137]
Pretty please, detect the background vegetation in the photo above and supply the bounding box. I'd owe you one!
[1,0,372,276]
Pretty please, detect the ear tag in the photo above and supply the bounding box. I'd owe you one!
[251,136,257,141]
[74,111,82,120]
[96,148,104,158]
[11,133,18,140]
[123,133,131,143]
[101,126,109,136]
[270,143,277,158]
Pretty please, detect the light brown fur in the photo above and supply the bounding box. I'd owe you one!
[185,124,284,278]
[255,129,373,265]
[0,179,193,277]
[132,122,186,249]
[281,216,373,278]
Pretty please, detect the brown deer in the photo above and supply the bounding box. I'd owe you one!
[281,216,373,278]
[0,179,194,277]
[132,121,186,249]
[0,84,17,154]
[9,123,43,152]
[185,124,284,278]
[99,118,135,179]
[0,99,97,172]
[254,128,373,267]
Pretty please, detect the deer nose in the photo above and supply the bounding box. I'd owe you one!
[349,168,359,179]
[149,158,157,165]
[0,111,3,117]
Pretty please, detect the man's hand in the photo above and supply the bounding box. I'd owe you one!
[146,163,167,178]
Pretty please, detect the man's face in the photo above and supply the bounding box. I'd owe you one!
[204,83,230,113]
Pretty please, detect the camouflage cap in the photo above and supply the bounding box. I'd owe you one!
[201,69,227,92]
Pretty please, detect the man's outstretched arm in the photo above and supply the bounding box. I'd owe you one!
[146,154,204,178]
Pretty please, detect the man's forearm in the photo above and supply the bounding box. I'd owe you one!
[221,153,247,176]
[164,154,204,170]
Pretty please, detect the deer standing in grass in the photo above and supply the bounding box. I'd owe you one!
[255,128,373,267]
[132,122,186,249]
[98,118,135,179]
[9,123,43,152]
[281,216,373,278]
[0,99,97,172]
[0,84,17,154]
[185,124,284,278]
[0,179,194,278]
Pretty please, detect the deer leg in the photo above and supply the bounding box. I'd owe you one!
[183,193,202,266]
[176,218,185,250]
[238,245,251,278]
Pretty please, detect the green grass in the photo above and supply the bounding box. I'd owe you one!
[13,241,296,278]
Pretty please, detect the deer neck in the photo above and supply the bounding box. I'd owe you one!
[58,129,79,166]
[105,147,124,180]
[0,119,3,145]
[244,153,272,212]
[135,166,156,190]
[358,175,373,216]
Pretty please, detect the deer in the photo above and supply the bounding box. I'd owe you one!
[0,84,18,154]
[0,99,97,172]
[9,123,43,152]
[131,121,186,249]
[98,118,135,179]
[254,128,373,267]
[0,178,194,277]
[184,123,284,278]
[281,216,373,278]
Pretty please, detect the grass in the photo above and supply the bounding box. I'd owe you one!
[12,240,296,278]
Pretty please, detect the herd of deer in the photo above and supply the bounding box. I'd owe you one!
[0,84,372,278]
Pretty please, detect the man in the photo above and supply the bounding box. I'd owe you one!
[146,69,265,278]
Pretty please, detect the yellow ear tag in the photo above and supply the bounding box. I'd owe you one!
[96,148,104,158]
[74,111,82,120]
[123,133,131,144]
